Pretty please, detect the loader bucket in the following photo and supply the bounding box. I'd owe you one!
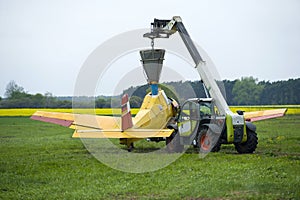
[140,49,165,84]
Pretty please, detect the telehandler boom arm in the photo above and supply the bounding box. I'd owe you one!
[143,16,233,116]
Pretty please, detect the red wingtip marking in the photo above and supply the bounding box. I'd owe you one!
[247,113,285,122]
[31,115,73,127]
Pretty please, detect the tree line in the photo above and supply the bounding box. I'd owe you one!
[224,77,300,105]
[0,81,72,108]
[124,77,300,106]
[1,78,299,108]
[96,77,300,106]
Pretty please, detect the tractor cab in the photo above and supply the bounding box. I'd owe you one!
[167,98,225,152]
[177,98,215,137]
[166,97,257,153]
[166,98,225,152]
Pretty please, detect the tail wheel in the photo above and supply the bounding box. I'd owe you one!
[198,128,221,153]
[166,131,184,153]
[234,129,258,154]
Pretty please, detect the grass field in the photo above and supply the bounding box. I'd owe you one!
[0,108,139,116]
[0,115,300,199]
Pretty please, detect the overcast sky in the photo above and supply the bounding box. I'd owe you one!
[1,0,300,97]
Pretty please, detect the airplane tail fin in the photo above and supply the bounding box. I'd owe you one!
[121,94,133,131]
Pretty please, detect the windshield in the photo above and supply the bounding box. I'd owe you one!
[199,102,212,116]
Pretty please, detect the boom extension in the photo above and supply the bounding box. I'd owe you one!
[143,16,232,116]
[144,16,204,66]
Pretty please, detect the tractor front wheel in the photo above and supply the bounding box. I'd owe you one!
[234,129,258,154]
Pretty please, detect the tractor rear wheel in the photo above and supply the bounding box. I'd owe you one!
[198,128,221,153]
[234,129,258,154]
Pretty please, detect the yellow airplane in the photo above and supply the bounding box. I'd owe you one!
[31,16,287,153]
[32,90,179,151]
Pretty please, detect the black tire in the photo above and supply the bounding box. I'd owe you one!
[211,136,222,152]
[198,128,221,153]
[166,131,184,153]
[234,129,258,154]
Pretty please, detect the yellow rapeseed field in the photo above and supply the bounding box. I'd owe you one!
[0,108,140,116]
[230,105,300,115]
[0,106,299,116]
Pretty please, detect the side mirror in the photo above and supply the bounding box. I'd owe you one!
[237,110,245,115]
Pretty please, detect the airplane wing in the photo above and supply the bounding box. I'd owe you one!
[31,110,173,138]
[31,110,121,129]
[31,94,174,139]
[72,128,174,138]
[243,108,287,122]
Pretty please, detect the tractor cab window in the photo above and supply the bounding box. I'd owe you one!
[178,101,200,137]
[199,102,213,116]
[179,101,200,122]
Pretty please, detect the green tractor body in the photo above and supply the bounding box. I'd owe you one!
[166,98,258,153]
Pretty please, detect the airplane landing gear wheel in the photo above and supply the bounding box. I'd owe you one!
[127,143,134,152]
